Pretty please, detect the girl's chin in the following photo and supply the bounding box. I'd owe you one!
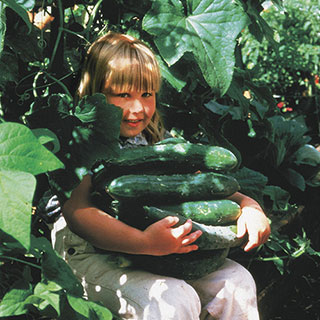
[120,121,147,137]
[120,127,144,138]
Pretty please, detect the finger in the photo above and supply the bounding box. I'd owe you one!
[236,217,247,238]
[161,216,180,227]
[171,219,193,238]
[181,230,202,245]
[177,244,199,254]
[261,233,270,244]
[243,233,259,252]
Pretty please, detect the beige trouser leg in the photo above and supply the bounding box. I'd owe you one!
[74,254,202,319]
[188,259,260,320]
[52,217,201,319]
[52,217,259,320]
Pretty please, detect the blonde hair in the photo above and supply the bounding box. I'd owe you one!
[78,32,165,143]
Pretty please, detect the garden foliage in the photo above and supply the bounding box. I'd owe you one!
[0,0,319,318]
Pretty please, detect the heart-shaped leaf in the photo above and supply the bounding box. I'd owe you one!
[143,0,249,96]
[0,122,64,175]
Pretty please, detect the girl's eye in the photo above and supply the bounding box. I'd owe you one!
[142,92,152,98]
[117,93,129,98]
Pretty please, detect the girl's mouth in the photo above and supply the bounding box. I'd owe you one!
[124,119,142,127]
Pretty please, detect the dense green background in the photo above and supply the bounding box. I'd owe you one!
[0,0,319,318]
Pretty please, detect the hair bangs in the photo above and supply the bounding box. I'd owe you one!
[105,45,160,94]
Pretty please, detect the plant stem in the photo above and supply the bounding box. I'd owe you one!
[1,255,41,270]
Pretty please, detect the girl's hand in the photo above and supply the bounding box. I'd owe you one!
[143,217,202,256]
[237,206,271,252]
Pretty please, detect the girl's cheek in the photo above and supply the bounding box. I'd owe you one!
[146,104,156,118]
[121,109,129,120]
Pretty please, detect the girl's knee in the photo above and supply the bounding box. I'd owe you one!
[85,272,201,320]
[140,278,201,320]
[225,259,257,294]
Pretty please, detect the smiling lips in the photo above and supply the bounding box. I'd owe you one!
[124,119,143,127]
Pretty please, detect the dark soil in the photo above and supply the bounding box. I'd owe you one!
[257,203,320,320]
[266,256,320,320]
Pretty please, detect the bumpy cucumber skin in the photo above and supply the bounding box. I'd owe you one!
[143,206,244,250]
[92,142,238,189]
[107,172,240,204]
[159,199,241,225]
[130,248,230,280]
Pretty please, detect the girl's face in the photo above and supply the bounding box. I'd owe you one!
[105,89,156,138]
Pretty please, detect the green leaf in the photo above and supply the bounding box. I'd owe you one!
[272,255,285,275]
[143,0,249,96]
[267,115,309,167]
[245,0,279,47]
[0,278,32,316]
[32,236,84,297]
[204,100,242,120]
[0,170,36,249]
[71,94,122,170]
[282,168,306,191]
[29,236,83,297]
[158,56,186,92]
[1,0,34,32]
[67,294,113,320]
[30,281,61,316]
[32,128,61,153]
[229,167,268,203]
[0,122,64,175]
[293,144,320,167]
[263,185,290,211]
[0,52,19,88]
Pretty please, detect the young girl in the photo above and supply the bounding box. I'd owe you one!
[52,31,271,319]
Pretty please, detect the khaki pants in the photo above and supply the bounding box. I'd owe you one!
[52,216,259,320]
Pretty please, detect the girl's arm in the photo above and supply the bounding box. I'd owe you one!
[228,192,271,252]
[62,175,202,256]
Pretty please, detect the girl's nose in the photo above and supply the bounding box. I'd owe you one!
[130,99,143,113]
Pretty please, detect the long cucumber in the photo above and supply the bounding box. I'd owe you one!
[159,199,241,225]
[92,142,238,189]
[106,172,240,204]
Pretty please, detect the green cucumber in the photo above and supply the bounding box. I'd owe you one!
[143,206,244,250]
[159,199,241,225]
[130,248,230,280]
[106,172,240,204]
[92,142,238,189]
[155,137,187,145]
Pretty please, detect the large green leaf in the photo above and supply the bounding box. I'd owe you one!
[72,93,122,170]
[1,0,33,32]
[35,237,84,297]
[0,122,64,175]
[143,0,249,96]
[0,170,36,249]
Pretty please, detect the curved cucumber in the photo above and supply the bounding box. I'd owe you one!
[107,172,240,204]
[143,206,244,250]
[159,199,241,225]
